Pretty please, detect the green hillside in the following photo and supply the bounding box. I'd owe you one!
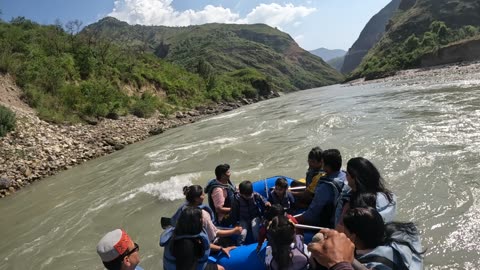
[351,0,480,80]
[0,17,342,123]
[82,17,343,92]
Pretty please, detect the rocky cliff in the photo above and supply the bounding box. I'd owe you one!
[341,0,401,74]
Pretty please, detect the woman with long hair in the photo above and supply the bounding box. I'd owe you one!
[343,207,424,270]
[336,157,397,230]
[265,215,310,270]
[161,207,223,270]
[171,185,240,256]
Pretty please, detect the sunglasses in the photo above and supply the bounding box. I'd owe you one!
[123,243,140,258]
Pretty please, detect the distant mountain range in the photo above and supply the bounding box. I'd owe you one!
[309,48,346,62]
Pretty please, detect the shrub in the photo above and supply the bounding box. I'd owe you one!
[0,105,16,137]
[131,92,159,118]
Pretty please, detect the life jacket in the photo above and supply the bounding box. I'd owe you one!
[170,203,214,227]
[356,231,423,270]
[268,190,294,213]
[266,235,309,270]
[204,178,236,225]
[232,192,266,222]
[316,171,348,228]
[159,226,211,270]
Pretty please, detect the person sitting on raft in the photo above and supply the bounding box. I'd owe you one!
[291,147,325,207]
[336,157,397,232]
[265,215,311,270]
[160,207,224,270]
[268,177,296,214]
[231,180,271,245]
[296,149,347,227]
[205,164,237,226]
[343,207,424,270]
[256,204,298,253]
[171,185,241,257]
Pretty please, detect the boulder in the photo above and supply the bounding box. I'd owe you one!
[0,178,13,189]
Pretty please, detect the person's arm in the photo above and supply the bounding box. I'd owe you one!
[258,193,271,207]
[216,226,242,237]
[307,229,355,270]
[297,184,334,225]
[210,244,237,258]
[212,188,230,215]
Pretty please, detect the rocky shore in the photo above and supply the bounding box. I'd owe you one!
[0,75,277,198]
[348,60,480,86]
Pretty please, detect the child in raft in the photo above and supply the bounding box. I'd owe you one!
[265,215,310,270]
[268,177,296,214]
[231,180,271,245]
[256,204,298,252]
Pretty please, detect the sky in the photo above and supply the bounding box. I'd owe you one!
[0,0,391,51]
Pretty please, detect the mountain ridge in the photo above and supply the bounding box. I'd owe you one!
[83,17,343,92]
[309,48,346,62]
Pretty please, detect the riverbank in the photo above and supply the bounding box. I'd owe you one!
[0,74,277,198]
[348,60,480,87]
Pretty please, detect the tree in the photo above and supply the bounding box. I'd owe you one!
[65,20,83,50]
[404,34,420,52]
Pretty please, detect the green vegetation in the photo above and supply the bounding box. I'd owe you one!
[351,0,480,80]
[0,105,16,137]
[83,18,343,92]
[0,17,342,123]
[353,21,480,80]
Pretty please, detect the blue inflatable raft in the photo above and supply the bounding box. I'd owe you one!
[208,176,311,270]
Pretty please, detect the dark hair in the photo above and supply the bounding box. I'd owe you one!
[350,192,377,209]
[265,204,285,221]
[308,146,323,162]
[183,185,203,204]
[102,258,122,270]
[343,207,425,256]
[347,157,393,204]
[275,177,288,189]
[239,180,253,195]
[172,207,204,270]
[215,164,230,179]
[322,149,342,172]
[268,215,296,270]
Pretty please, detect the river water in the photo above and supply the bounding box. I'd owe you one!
[0,76,479,270]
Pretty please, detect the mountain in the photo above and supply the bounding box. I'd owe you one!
[351,0,480,80]
[341,0,401,74]
[327,56,345,72]
[82,17,343,92]
[309,48,346,62]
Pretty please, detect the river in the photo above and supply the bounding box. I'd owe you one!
[0,75,479,269]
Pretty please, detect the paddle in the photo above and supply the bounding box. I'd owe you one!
[288,186,306,191]
[161,217,172,229]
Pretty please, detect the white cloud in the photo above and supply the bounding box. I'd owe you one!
[108,0,316,29]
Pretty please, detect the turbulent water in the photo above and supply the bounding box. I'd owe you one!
[0,76,479,270]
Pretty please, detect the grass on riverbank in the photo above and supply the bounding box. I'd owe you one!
[0,18,272,123]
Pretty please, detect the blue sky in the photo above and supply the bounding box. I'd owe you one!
[0,0,391,51]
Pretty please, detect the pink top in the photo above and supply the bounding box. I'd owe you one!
[202,209,218,242]
[211,187,228,221]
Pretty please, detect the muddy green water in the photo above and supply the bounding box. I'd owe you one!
[1,77,479,270]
